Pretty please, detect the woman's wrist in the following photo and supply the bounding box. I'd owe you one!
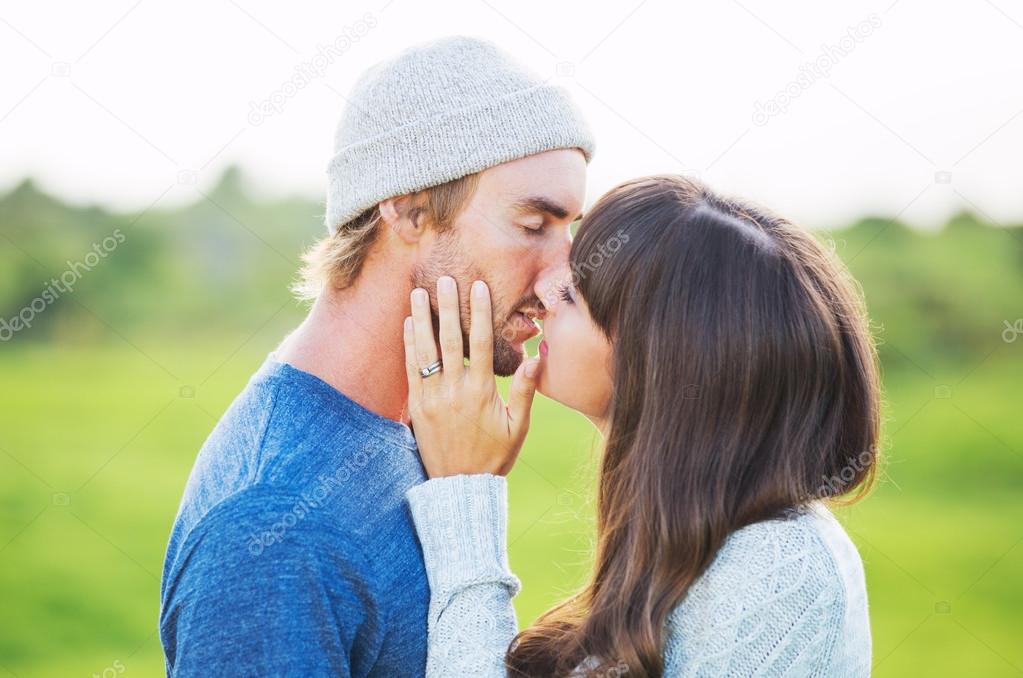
[406,474,517,593]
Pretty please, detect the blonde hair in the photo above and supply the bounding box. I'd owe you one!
[293,173,480,300]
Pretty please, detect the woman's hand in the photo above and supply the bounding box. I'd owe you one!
[404,276,541,478]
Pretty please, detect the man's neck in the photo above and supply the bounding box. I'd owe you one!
[275,262,412,424]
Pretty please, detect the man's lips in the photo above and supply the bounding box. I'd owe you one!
[507,311,541,342]
[539,339,549,357]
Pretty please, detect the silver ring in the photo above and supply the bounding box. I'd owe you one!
[419,360,443,379]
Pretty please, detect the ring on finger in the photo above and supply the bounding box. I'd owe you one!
[419,360,443,379]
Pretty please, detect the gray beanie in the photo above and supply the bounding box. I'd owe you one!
[323,36,595,234]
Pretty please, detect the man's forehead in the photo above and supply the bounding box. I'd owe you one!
[484,148,589,188]
[480,150,586,208]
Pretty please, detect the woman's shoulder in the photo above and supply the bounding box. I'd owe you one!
[662,504,871,676]
[713,504,864,586]
[675,504,858,620]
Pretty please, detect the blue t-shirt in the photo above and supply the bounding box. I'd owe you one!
[160,355,428,677]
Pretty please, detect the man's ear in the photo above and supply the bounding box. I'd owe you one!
[379,195,425,245]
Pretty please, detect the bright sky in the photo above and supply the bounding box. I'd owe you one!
[2,0,1021,230]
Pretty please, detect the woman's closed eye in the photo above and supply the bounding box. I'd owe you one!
[554,280,574,304]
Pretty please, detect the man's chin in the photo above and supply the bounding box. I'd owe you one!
[492,339,526,377]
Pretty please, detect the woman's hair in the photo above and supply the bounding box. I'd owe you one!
[506,175,882,677]
[292,173,480,299]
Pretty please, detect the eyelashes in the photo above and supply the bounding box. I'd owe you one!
[553,280,574,304]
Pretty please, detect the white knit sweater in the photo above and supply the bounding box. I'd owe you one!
[406,474,872,677]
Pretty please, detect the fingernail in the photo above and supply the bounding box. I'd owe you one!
[524,359,539,378]
[404,316,412,331]
[472,280,486,298]
[438,276,455,293]
[412,288,427,306]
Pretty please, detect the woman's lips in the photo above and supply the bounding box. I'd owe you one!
[539,339,548,357]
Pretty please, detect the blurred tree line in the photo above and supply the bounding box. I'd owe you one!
[2,166,1021,368]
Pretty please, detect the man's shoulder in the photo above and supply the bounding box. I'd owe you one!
[167,434,426,586]
[158,483,409,677]
[177,356,426,533]
[164,356,429,595]
[179,483,370,557]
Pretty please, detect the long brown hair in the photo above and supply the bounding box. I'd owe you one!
[506,175,881,677]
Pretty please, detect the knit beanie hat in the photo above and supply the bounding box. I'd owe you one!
[323,36,596,234]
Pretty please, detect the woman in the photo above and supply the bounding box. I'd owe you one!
[402,175,880,677]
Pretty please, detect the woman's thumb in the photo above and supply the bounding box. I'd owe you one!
[508,357,541,427]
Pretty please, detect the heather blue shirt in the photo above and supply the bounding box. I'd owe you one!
[160,355,428,677]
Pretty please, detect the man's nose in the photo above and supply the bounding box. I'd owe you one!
[533,263,572,317]
[531,229,572,314]
[543,228,572,270]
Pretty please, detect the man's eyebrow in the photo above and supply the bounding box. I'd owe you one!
[512,196,578,221]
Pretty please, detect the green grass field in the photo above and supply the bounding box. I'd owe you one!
[1,334,1021,677]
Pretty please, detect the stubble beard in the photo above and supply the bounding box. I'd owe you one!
[410,230,525,377]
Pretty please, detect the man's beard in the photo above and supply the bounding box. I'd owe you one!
[410,231,532,377]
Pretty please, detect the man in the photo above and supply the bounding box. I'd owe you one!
[159,36,594,676]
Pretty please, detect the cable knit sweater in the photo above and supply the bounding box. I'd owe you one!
[406,474,872,677]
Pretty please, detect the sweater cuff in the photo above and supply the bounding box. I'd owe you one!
[406,474,518,594]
